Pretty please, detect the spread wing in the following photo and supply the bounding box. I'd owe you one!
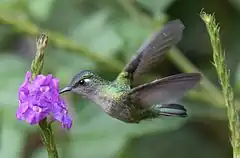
[127,73,202,108]
[123,19,185,86]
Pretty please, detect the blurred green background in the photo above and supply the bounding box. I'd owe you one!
[1,0,240,157]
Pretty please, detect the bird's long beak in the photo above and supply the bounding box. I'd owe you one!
[59,86,72,94]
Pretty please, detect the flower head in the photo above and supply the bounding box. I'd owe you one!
[17,71,72,129]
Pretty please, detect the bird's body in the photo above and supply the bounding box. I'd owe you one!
[70,71,140,123]
[60,20,202,123]
[93,77,143,123]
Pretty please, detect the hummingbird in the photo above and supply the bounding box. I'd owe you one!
[59,19,202,123]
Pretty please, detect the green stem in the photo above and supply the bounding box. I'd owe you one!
[39,119,59,158]
[201,11,240,158]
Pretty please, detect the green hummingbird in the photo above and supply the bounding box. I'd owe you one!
[59,19,202,123]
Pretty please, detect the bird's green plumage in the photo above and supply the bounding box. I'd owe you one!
[114,72,132,88]
[101,75,131,102]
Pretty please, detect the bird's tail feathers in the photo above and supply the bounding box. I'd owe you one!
[154,104,187,117]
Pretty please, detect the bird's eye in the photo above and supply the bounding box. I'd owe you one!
[78,79,85,85]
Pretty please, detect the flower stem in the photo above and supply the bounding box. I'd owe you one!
[39,118,59,158]
[201,11,240,158]
[30,33,59,157]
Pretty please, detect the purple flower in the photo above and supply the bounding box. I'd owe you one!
[17,71,72,129]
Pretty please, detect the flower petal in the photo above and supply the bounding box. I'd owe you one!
[51,78,59,90]
[52,106,72,129]
[20,71,31,88]
[17,72,72,129]
[61,115,72,129]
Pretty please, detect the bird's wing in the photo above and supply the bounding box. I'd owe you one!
[127,73,201,108]
[123,19,185,86]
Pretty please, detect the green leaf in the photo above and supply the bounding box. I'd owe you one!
[0,121,26,158]
[70,10,124,57]
[0,54,37,128]
[0,54,27,107]
[33,148,48,158]
[90,29,123,55]
[116,19,151,59]
[137,0,175,15]
[27,0,56,21]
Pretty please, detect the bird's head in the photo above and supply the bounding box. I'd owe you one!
[59,70,104,97]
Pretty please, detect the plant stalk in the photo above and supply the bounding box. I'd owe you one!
[30,33,59,158]
[39,119,59,158]
[201,11,240,158]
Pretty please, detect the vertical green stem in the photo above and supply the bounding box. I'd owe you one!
[30,33,59,158]
[201,11,240,158]
[39,119,59,158]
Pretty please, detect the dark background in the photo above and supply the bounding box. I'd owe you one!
[0,0,239,157]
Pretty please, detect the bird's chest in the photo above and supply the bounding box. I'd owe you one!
[97,92,137,123]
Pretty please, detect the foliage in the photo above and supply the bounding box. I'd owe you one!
[1,0,240,158]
